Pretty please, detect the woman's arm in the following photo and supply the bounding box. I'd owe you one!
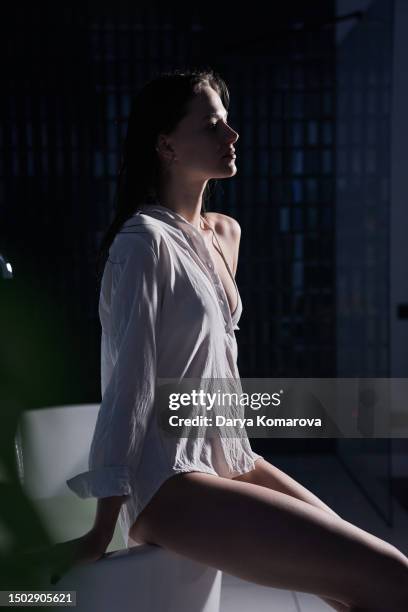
[67,235,160,502]
[92,495,128,542]
[44,495,127,584]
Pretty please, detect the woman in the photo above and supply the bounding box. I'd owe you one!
[62,69,407,611]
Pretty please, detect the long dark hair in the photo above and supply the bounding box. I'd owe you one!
[96,67,230,289]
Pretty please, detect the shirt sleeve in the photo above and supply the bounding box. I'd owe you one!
[66,233,160,499]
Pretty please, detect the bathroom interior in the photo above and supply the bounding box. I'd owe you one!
[1,0,407,610]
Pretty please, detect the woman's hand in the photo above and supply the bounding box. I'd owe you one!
[22,495,126,584]
[45,529,112,584]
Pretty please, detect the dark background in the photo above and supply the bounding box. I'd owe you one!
[0,0,394,458]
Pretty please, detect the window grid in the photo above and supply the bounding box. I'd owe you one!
[2,2,338,396]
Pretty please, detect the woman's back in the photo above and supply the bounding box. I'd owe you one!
[68,203,262,548]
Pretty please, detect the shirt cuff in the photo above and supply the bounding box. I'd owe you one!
[66,465,133,499]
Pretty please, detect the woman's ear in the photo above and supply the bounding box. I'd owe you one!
[156,134,177,163]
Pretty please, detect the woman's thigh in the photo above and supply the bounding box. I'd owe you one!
[130,472,408,609]
[233,457,341,517]
[236,458,408,563]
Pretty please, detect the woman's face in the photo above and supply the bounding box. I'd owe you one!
[158,84,239,180]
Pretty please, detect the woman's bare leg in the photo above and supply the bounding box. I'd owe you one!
[232,457,408,611]
[232,458,344,518]
[234,459,352,611]
[130,473,408,611]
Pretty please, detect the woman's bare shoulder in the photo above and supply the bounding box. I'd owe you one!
[204,211,241,238]
[204,212,241,274]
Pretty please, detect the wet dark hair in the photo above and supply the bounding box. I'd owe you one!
[96,67,230,288]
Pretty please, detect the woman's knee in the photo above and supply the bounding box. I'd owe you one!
[382,545,408,603]
[347,532,408,608]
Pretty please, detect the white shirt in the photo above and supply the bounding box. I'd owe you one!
[66,203,262,546]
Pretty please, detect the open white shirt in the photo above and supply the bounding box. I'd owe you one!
[66,203,262,546]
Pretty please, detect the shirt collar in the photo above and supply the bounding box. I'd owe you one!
[138,202,204,237]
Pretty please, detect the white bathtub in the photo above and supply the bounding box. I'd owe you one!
[15,404,222,612]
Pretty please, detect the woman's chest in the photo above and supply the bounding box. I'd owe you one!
[160,234,237,333]
[200,232,238,317]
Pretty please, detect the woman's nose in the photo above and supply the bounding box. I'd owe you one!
[226,125,239,143]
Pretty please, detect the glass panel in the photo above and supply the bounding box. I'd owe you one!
[335,0,393,525]
[280,207,290,232]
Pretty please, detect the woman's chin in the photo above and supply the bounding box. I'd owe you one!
[225,165,237,176]
[217,162,238,177]
[207,163,238,179]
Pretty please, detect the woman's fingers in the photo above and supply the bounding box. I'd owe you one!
[47,533,108,583]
